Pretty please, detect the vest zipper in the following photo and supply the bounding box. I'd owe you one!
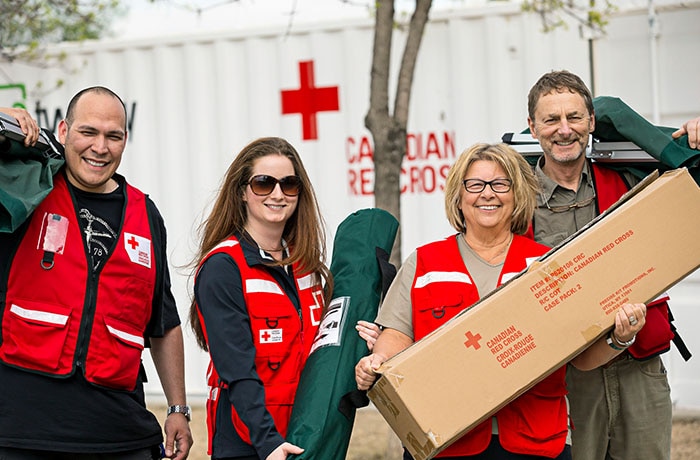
[74,264,101,371]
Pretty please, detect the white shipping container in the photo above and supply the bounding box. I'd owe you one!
[1,2,698,409]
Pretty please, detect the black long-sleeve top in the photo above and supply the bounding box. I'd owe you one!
[194,233,301,459]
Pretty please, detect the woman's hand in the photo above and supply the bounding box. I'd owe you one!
[355,327,412,389]
[356,320,381,351]
[266,441,304,460]
[355,353,386,391]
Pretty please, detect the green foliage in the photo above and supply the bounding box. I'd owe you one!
[521,0,616,34]
[0,0,123,63]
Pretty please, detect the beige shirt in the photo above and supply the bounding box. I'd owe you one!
[375,233,503,339]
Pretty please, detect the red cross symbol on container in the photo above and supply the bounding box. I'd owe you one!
[464,330,483,350]
[281,60,339,140]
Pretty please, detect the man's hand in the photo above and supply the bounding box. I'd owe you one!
[163,412,193,459]
[1,107,39,147]
[611,302,647,345]
[672,116,700,150]
[150,327,191,459]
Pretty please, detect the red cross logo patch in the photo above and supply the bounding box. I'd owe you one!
[124,232,152,268]
[260,328,283,344]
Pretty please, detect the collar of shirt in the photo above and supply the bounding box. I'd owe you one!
[535,157,595,205]
[236,231,292,274]
[235,231,300,311]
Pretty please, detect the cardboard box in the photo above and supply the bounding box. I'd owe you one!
[368,168,700,460]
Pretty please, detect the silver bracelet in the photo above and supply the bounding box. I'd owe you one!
[610,331,636,349]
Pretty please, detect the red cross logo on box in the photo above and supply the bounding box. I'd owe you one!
[464,330,483,350]
[281,60,339,140]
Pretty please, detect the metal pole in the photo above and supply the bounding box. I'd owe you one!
[588,38,596,96]
[648,0,661,124]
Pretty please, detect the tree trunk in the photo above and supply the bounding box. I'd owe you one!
[366,0,432,267]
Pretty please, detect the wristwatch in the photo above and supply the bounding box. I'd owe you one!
[167,404,192,422]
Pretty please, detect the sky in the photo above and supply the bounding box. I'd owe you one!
[110,0,484,39]
[109,0,700,40]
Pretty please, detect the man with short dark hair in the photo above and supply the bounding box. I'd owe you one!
[0,88,193,459]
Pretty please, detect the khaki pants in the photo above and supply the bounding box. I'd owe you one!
[566,354,671,460]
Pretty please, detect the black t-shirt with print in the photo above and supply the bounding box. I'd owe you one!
[0,174,180,453]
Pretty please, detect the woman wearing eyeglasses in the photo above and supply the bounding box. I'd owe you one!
[355,143,646,460]
[189,137,377,460]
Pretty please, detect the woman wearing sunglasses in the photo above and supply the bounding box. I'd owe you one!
[189,137,377,460]
[355,143,647,460]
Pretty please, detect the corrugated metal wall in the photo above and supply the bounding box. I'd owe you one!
[1,2,698,408]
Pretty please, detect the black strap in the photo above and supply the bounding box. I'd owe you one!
[376,246,397,298]
[338,389,370,421]
[669,307,692,362]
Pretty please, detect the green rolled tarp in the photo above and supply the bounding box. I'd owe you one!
[0,131,64,233]
[286,208,399,460]
[592,96,700,183]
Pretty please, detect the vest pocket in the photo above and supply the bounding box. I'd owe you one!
[251,307,298,352]
[1,300,71,372]
[415,294,464,321]
[84,315,145,390]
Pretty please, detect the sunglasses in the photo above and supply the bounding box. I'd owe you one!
[248,175,302,196]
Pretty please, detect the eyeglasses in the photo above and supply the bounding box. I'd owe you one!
[539,193,596,213]
[248,175,302,196]
[462,179,512,194]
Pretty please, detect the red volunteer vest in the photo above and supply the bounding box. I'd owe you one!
[590,164,674,359]
[197,237,323,454]
[411,235,568,457]
[1,174,156,391]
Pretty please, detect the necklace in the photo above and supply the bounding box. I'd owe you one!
[259,245,284,252]
[244,228,284,253]
[464,233,513,264]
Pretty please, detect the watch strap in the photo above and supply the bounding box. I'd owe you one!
[167,404,191,421]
